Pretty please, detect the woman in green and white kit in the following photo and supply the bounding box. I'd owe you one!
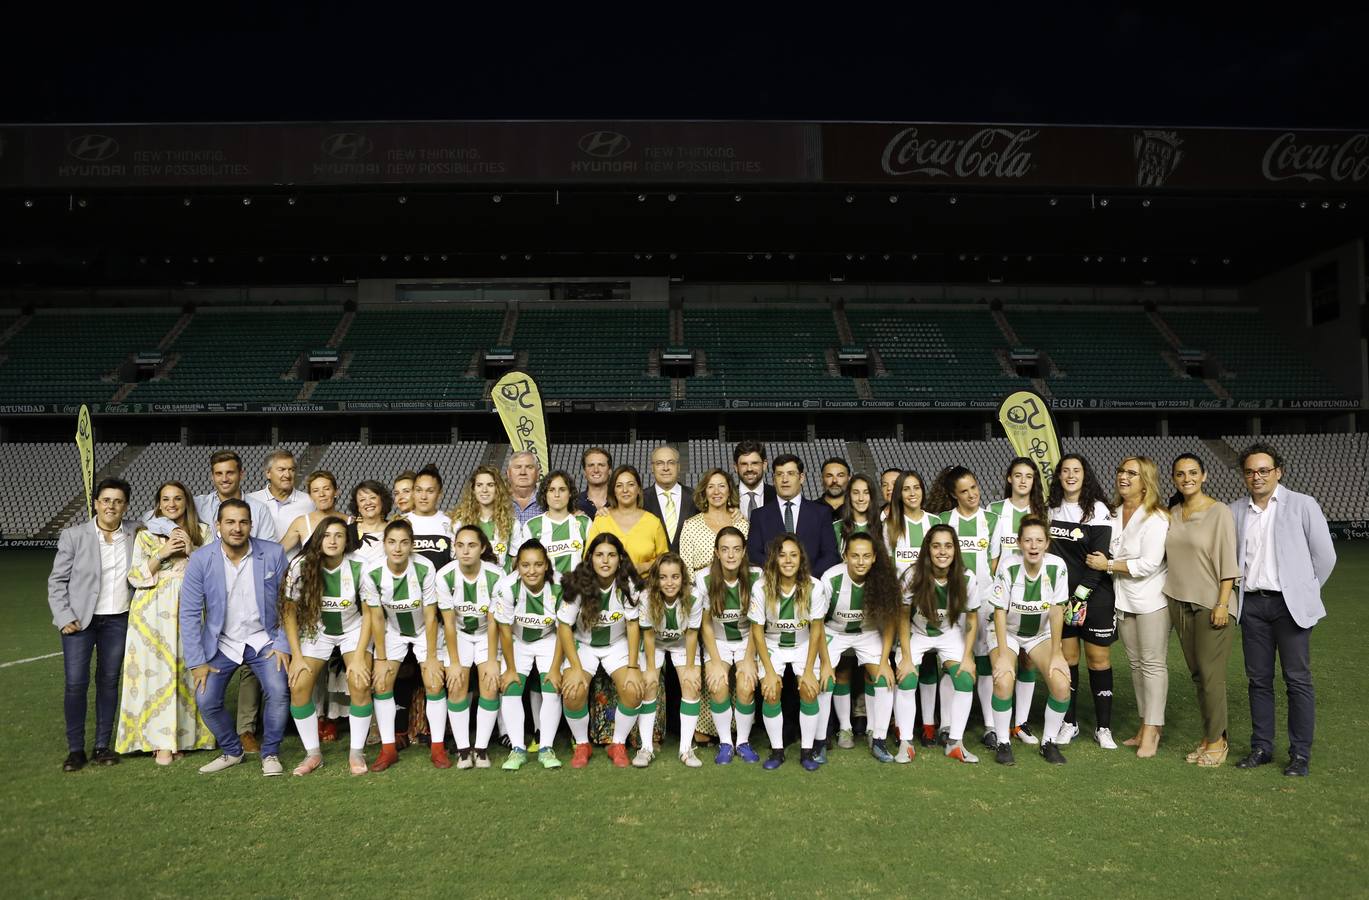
[280,515,374,776]
[435,524,506,769]
[450,465,516,571]
[493,540,567,771]
[512,470,592,576]
[635,552,704,768]
[989,516,1072,766]
[698,527,762,765]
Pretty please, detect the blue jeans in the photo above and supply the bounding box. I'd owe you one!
[195,644,289,757]
[61,613,129,753]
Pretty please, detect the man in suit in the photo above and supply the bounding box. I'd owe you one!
[733,440,776,521]
[180,499,292,776]
[47,478,139,772]
[1229,442,1336,777]
[643,445,696,554]
[746,453,839,575]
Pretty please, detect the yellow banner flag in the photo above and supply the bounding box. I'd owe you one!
[75,404,95,517]
[997,390,1062,490]
[492,371,549,474]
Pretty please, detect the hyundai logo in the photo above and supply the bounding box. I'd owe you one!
[578,131,631,159]
[321,133,374,160]
[67,134,120,162]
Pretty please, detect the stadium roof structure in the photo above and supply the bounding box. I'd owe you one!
[0,120,1365,287]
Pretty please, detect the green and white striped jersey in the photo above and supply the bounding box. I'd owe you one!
[493,577,564,644]
[455,517,513,571]
[513,512,592,575]
[435,560,505,636]
[748,576,830,652]
[286,553,365,637]
[907,569,981,638]
[833,519,874,556]
[693,569,762,644]
[988,499,1032,558]
[638,595,703,649]
[888,510,938,575]
[361,558,437,638]
[819,562,879,637]
[989,554,1068,640]
[557,584,638,648]
[939,508,1001,580]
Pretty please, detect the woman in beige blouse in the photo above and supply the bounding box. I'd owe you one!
[1163,453,1238,767]
[678,468,749,575]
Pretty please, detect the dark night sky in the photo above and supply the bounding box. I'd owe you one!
[3,5,1366,127]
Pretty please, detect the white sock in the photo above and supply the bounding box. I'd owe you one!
[500,692,526,750]
[293,706,320,755]
[950,684,975,743]
[565,705,590,744]
[938,673,954,731]
[712,698,734,745]
[679,699,700,755]
[348,707,371,751]
[976,672,995,729]
[833,688,853,730]
[993,703,1012,745]
[538,690,562,747]
[1044,699,1066,744]
[1015,679,1037,728]
[871,684,893,740]
[734,700,755,745]
[816,691,833,743]
[762,703,784,749]
[894,688,918,739]
[921,675,939,729]
[426,695,447,744]
[374,693,397,744]
[447,698,471,750]
[638,700,658,752]
[612,701,639,745]
[475,697,499,749]
[799,701,818,750]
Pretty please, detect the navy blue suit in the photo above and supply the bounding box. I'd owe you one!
[747,495,839,575]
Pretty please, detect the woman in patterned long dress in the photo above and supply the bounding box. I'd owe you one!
[114,481,215,763]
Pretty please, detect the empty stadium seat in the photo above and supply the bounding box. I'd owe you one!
[1166,311,1346,400]
[683,304,858,401]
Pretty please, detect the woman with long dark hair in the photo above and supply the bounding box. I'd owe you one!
[834,473,876,555]
[279,516,374,776]
[697,527,762,764]
[636,552,704,768]
[557,532,645,768]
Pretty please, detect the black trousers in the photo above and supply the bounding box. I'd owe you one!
[1240,591,1315,759]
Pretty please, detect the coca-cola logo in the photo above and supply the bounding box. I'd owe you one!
[1262,132,1369,183]
[880,126,1037,179]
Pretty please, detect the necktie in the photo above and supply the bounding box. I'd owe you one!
[663,490,678,537]
[746,492,759,518]
[784,501,795,533]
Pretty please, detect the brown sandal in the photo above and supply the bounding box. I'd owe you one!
[1196,742,1229,768]
[1185,741,1209,764]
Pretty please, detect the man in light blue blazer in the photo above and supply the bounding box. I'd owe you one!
[179,499,292,776]
[1229,442,1336,777]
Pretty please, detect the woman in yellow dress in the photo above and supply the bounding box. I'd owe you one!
[115,481,216,763]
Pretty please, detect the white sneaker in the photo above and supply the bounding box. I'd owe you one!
[198,753,243,774]
[1093,727,1118,750]
[1055,722,1080,746]
[679,748,703,768]
[632,747,655,768]
[892,740,915,764]
[261,755,284,776]
[945,741,979,764]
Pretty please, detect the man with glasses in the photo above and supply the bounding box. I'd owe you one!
[1230,442,1336,777]
[643,445,696,554]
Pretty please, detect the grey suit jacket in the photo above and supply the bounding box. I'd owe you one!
[47,518,140,629]
[1229,485,1336,628]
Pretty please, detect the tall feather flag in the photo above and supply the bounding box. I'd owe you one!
[997,390,1062,491]
[75,404,94,517]
[492,371,549,474]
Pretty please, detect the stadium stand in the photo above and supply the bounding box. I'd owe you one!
[125,309,339,404]
[312,305,503,402]
[1,441,125,537]
[515,305,670,400]
[0,309,180,403]
[1224,432,1369,520]
[849,306,1028,403]
[1005,309,1213,402]
[1165,310,1347,400]
[869,437,1018,486]
[683,304,859,401]
[310,442,489,504]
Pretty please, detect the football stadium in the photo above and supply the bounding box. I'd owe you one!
[2,57,1367,900]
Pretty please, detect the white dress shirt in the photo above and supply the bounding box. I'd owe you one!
[741,485,765,519]
[777,495,802,534]
[655,483,683,536]
[1110,506,1170,615]
[247,487,315,540]
[219,548,270,663]
[1243,485,1283,592]
[93,528,130,616]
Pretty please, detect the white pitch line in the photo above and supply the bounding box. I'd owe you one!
[0,651,62,668]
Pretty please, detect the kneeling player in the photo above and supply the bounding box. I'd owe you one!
[988,517,1072,765]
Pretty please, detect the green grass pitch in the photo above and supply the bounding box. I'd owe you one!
[2,546,1365,898]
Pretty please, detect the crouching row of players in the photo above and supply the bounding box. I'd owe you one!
[279,513,1070,774]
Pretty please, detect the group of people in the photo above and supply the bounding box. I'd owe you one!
[48,438,1335,778]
